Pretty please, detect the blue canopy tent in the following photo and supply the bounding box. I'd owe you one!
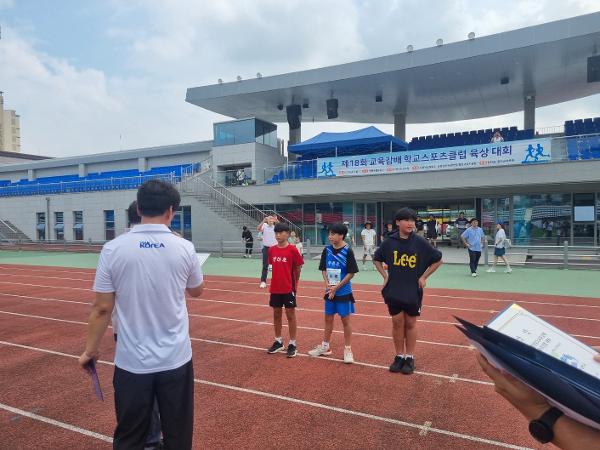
[288,126,408,160]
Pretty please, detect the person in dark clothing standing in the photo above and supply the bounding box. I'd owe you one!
[415,216,425,237]
[242,226,254,258]
[454,212,469,247]
[373,208,443,375]
[426,214,438,248]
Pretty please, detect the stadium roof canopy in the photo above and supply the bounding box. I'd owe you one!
[186,12,600,125]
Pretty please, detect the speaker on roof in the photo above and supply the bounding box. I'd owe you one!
[326,98,338,119]
[588,55,600,83]
[286,104,301,130]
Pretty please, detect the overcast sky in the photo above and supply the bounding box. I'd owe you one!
[1,0,599,157]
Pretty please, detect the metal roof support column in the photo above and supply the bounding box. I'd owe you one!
[394,113,406,141]
[289,125,301,145]
[524,95,536,131]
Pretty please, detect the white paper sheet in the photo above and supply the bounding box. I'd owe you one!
[487,303,600,379]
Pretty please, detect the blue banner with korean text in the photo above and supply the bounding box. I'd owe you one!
[316,138,552,178]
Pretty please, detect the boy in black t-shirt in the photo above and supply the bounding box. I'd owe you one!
[373,208,443,375]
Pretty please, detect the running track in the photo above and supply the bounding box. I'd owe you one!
[1,264,599,449]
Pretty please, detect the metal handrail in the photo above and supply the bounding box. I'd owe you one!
[180,173,302,235]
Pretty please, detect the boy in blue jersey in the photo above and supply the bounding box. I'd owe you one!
[308,222,359,363]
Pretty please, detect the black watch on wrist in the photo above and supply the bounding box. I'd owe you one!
[528,407,563,444]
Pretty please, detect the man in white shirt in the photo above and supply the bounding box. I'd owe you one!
[258,215,278,288]
[360,221,377,269]
[79,179,204,450]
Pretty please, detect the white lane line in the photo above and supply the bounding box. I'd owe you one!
[2,268,599,309]
[419,421,433,436]
[0,402,113,443]
[0,340,530,449]
[191,337,492,386]
[0,294,471,349]
[2,281,599,325]
[0,311,484,384]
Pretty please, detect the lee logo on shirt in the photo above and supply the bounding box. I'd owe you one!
[392,251,416,268]
[139,241,165,249]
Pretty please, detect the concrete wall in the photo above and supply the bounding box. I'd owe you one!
[0,188,248,247]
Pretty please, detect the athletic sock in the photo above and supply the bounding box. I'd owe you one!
[275,337,283,344]
[322,341,330,349]
[405,354,414,359]
[397,354,405,358]
[289,339,297,346]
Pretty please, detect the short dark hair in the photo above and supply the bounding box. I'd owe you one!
[127,201,141,225]
[242,226,247,231]
[274,223,290,233]
[137,179,180,217]
[328,222,348,239]
[470,217,479,223]
[394,207,418,222]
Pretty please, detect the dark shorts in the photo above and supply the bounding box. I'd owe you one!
[385,298,422,317]
[269,292,297,309]
[494,247,506,256]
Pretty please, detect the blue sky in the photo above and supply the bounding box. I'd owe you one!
[1,0,599,157]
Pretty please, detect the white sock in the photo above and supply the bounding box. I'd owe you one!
[275,337,283,344]
[397,354,404,358]
[289,339,296,346]
[322,341,330,349]
[405,354,414,359]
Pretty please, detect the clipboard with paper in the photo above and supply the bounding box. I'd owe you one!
[455,303,600,430]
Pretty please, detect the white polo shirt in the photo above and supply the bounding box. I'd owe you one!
[94,224,203,374]
[260,223,277,247]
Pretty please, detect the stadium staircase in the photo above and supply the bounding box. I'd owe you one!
[0,219,31,242]
[179,169,301,236]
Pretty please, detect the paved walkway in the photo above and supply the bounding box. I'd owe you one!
[1,249,599,299]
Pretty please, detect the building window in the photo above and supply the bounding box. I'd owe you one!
[169,206,192,241]
[512,194,571,246]
[104,210,115,241]
[73,211,84,241]
[54,212,64,240]
[36,212,46,240]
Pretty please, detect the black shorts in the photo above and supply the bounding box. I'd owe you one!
[385,298,422,317]
[269,292,297,309]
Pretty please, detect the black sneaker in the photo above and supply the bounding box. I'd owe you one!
[286,343,297,358]
[401,356,415,375]
[267,340,284,354]
[389,355,405,373]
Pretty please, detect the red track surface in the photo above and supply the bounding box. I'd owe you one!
[1,264,599,449]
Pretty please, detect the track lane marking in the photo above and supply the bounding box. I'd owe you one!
[0,340,531,449]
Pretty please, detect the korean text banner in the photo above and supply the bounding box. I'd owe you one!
[316,138,552,178]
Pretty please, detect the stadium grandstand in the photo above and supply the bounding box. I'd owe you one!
[1,12,600,257]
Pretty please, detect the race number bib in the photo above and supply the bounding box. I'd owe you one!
[326,268,342,286]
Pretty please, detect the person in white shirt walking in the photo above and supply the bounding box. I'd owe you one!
[258,215,278,288]
[360,221,377,269]
[78,179,204,450]
[487,223,512,273]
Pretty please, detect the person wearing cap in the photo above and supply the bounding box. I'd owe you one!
[487,222,512,273]
[461,218,486,277]
[342,221,355,249]
[373,207,443,375]
[360,221,377,270]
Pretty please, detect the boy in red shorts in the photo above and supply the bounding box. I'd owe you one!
[266,223,304,357]
[373,207,443,375]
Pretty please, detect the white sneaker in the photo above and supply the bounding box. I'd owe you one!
[259,281,267,288]
[486,268,495,273]
[308,344,332,357]
[471,272,477,277]
[505,268,513,273]
[343,347,354,364]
